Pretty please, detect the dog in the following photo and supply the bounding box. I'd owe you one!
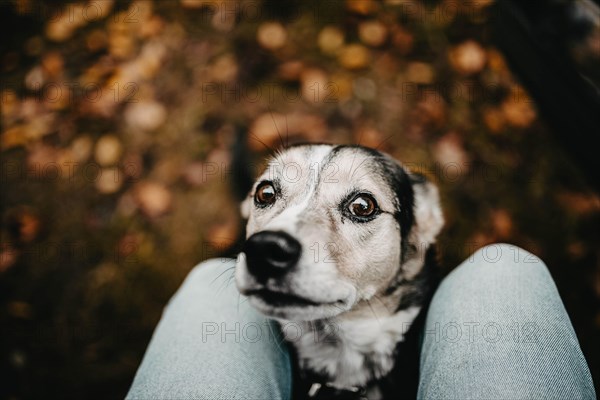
[235,143,444,399]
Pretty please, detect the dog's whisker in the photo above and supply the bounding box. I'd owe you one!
[349,134,366,177]
[215,269,236,295]
[210,266,236,286]
[349,156,371,180]
[354,169,373,182]
[267,106,286,150]
[372,294,392,314]
[374,133,394,151]
[284,112,290,148]
[355,128,366,147]
[366,299,382,324]
[348,147,361,181]
[224,273,236,288]
[356,288,383,324]
[247,129,276,156]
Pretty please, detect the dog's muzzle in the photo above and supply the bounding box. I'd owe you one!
[243,231,301,281]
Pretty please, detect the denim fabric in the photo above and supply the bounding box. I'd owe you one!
[126,258,292,400]
[418,244,596,399]
[127,244,595,399]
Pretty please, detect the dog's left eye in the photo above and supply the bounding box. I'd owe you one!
[348,194,377,218]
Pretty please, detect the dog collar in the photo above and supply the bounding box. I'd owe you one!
[307,382,369,400]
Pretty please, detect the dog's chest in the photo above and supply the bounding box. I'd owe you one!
[288,306,421,391]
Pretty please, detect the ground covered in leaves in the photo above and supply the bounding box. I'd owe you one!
[1,0,599,398]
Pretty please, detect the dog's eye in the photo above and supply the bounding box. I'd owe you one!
[348,194,377,218]
[255,182,276,206]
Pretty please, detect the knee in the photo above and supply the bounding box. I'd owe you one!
[433,243,557,308]
[165,257,238,311]
[470,243,544,268]
[452,243,550,285]
[184,257,237,288]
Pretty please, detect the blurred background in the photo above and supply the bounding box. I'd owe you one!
[1,0,599,398]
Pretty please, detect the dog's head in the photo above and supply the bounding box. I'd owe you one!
[235,144,443,321]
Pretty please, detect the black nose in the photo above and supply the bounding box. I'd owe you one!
[243,231,301,280]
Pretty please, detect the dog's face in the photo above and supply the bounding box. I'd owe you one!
[235,144,443,321]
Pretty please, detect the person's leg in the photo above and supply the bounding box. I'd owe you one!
[126,258,292,400]
[418,243,596,400]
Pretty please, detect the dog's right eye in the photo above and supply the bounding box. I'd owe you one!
[255,182,276,206]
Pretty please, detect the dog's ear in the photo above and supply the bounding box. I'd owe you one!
[409,173,444,246]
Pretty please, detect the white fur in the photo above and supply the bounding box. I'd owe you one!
[261,145,332,233]
[235,144,443,390]
[292,306,421,388]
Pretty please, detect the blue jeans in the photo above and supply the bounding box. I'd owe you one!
[126,244,595,399]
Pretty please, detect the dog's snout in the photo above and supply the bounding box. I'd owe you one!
[244,231,301,279]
